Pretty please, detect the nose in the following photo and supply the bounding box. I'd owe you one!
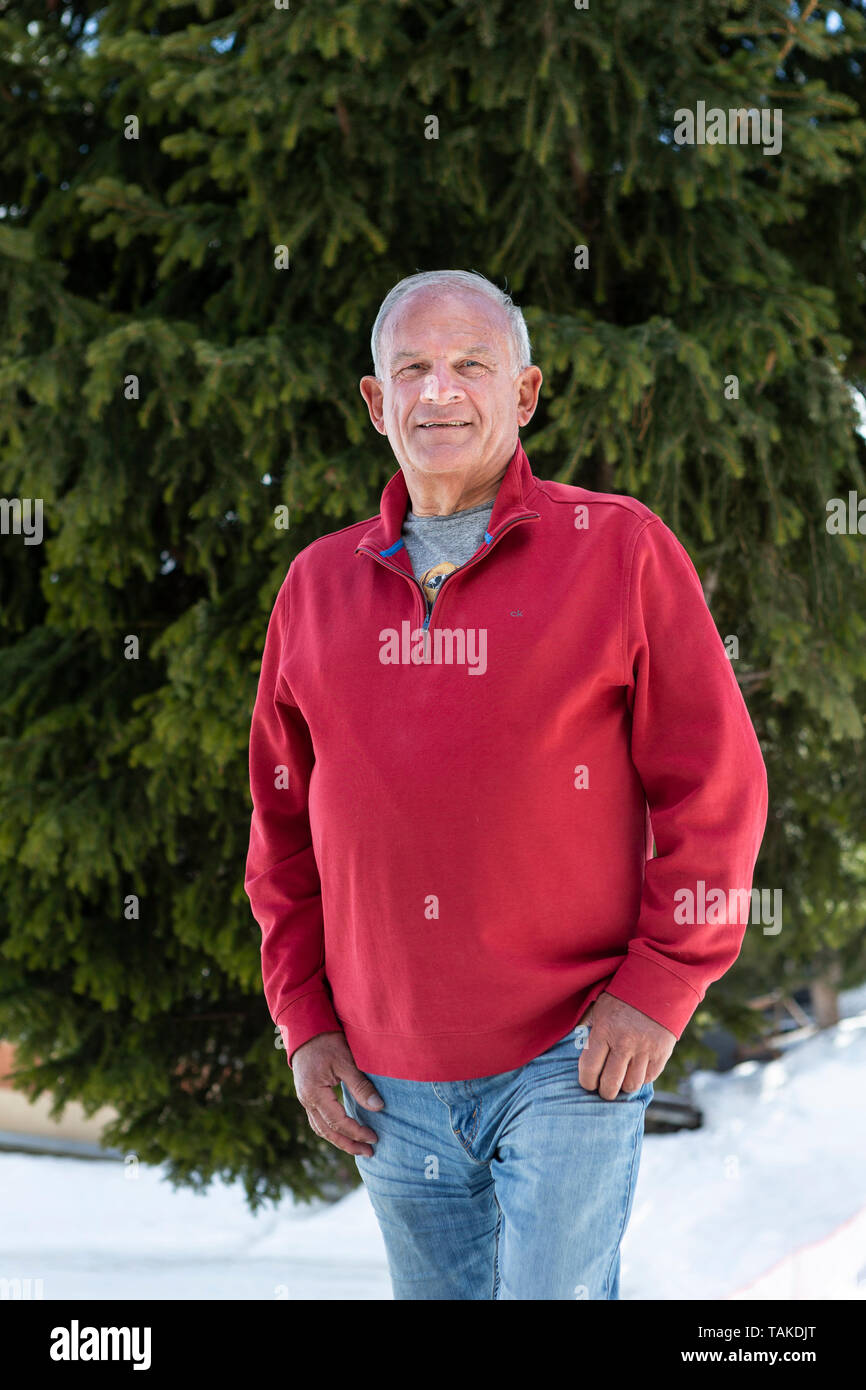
[420,367,466,404]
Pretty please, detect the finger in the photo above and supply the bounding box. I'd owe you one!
[338,1069,385,1112]
[619,1059,649,1093]
[643,1058,666,1086]
[597,1053,630,1101]
[318,1088,380,1144]
[311,1099,378,1157]
[307,1112,327,1142]
[307,1105,358,1152]
[577,1034,610,1092]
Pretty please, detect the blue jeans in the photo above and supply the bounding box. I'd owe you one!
[341,1020,653,1300]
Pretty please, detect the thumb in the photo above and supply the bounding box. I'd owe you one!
[338,1062,385,1111]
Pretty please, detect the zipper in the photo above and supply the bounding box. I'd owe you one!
[356,510,540,633]
[355,550,428,630]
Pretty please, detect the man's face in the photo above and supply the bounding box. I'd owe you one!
[359,288,542,483]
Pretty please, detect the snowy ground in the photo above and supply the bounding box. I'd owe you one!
[2,986,865,1301]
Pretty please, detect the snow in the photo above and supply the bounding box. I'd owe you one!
[2,986,866,1301]
[624,984,866,1300]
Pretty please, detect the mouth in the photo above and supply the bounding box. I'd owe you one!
[417,421,472,430]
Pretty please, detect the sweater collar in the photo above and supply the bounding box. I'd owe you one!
[356,437,538,557]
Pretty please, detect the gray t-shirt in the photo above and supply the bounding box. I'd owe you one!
[401,501,495,618]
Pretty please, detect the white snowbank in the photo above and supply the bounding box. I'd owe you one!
[624,984,866,1300]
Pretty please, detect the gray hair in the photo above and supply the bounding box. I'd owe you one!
[370,269,532,379]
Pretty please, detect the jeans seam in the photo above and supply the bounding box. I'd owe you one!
[467,1100,480,1143]
[491,1189,503,1300]
[454,1097,482,1157]
[431,1086,488,1164]
[602,1098,647,1298]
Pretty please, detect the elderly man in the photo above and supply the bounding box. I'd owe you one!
[244,269,768,1300]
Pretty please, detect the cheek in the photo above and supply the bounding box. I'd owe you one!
[390,392,415,422]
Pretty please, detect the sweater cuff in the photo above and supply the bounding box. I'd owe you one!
[276,991,344,1066]
[603,950,703,1040]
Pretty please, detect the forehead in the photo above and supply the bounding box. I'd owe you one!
[384,287,509,356]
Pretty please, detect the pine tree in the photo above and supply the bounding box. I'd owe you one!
[1,0,865,1208]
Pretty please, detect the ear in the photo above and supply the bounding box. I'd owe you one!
[359,375,387,434]
[515,366,543,428]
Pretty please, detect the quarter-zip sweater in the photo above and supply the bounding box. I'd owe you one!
[244,439,768,1080]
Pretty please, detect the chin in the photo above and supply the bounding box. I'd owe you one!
[415,434,475,454]
[412,444,476,466]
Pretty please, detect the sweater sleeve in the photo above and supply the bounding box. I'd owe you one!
[603,516,769,1038]
[244,566,343,1064]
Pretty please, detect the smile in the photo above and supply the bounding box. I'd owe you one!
[418,422,471,428]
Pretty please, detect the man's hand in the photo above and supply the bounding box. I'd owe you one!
[578,992,676,1100]
[290,1031,385,1157]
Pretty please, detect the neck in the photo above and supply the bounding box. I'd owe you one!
[402,450,513,517]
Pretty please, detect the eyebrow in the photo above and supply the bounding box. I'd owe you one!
[390,343,498,364]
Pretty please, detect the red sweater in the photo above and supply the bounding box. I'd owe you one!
[244,440,768,1080]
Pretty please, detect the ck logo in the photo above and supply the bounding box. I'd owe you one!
[510,609,523,617]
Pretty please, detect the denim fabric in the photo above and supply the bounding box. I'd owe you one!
[341,1021,652,1300]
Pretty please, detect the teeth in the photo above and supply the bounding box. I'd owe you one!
[421,422,468,427]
